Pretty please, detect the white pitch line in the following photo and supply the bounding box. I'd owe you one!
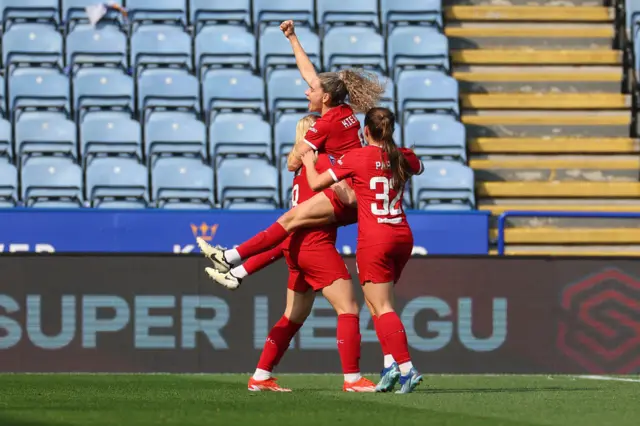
[575,375,640,383]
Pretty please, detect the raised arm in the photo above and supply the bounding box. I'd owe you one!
[301,151,336,191]
[280,20,319,87]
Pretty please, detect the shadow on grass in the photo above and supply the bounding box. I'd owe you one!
[424,386,600,395]
[0,415,69,426]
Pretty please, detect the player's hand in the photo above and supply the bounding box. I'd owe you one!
[301,150,317,167]
[280,20,295,39]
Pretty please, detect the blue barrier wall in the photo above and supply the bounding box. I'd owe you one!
[0,209,490,254]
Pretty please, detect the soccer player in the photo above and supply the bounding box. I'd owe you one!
[300,107,424,394]
[220,115,376,393]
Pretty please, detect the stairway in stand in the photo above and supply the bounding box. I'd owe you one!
[444,0,640,255]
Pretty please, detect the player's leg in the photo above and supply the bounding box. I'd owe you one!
[366,297,398,392]
[205,244,284,290]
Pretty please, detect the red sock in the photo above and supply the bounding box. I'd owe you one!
[242,244,284,275]
[372,315,391,356]
[337,314,361,374]
[236,222,289,260]
[376,312,411,365]
[256,316,303,372]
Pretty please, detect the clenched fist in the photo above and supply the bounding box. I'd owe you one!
[280,20,295,38]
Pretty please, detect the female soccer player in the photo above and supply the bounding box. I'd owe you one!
[210,115,376,393]
[300,107,424,394]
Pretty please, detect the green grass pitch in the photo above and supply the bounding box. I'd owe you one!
[0,374,638,426]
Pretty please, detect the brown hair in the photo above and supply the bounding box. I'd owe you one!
[318,69,385,113]
[364,107,411,192]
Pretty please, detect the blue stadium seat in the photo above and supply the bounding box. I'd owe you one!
[210,113,272,165]
[0,162,18,207]
[152,157,214,209]
[73,68,134,122]
[216,158,278,209]
[80,116,142,165]
[21,157,84,208]
[86,157,149,208]
[137,69,200,120]
[0,120,12,163]
[0,75,5,118]
[388,27,449,79]
[267,69,309,122]
[412,160,475,211]
[380,0,443,34]
[259,26,320,78]
[274,112,312,166]
[189,0,250,32]
[626,0,640,36]
[15,115,77,164]
[253,0,315,33]
[66,25,128,73]
[404,115,467,162]
[1,0,59,31]
[130,25,192,76]
[2,24,63,73]
[127,0,187,30]
[317,0,379,32]
[203,69,266,123]
[323,27,385,73]
[63,0,125,32]
[397,70,460,121]
[145,114,206,165]
[280,163,294,208]
[9,68,70,122]
[195,25,256,78]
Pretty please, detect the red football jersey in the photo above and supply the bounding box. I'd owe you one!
[303,104,364,157]
[328,146,424,247]
[285,153,339,251]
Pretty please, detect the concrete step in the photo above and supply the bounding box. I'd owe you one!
[443,0,610,7]
[479,200,640,215]
[445,5,613,22]
[477,181,640,198]
[461,93,630,110]
[446,23,614,49]
[462,111,631,137]
[453,66,622,93]
[490,228,640,244]
[451,49,622,65]
[468,137,640,154]
[490,247,640,256]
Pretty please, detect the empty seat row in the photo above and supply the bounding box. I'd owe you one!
[0,156,474,210]
[2,24,449,79]
[2,0,443,34]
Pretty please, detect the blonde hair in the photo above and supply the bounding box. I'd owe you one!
[295,114,318,145]
[318,69,386,113]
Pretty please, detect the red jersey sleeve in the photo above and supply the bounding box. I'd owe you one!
[303,118,331,151]
[328,151,358,183]
[400,147,424,175]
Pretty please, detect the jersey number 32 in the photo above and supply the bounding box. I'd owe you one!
[370,177,402,216]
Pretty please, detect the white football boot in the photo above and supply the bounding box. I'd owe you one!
[204,267,242,291]
[196,237,232,273]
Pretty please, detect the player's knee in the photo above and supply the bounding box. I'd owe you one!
[333,299,359,316]
[277,209,296,231]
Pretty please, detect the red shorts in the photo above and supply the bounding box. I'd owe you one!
[284,245,351,293]
[323,183,357,227]
[356,241,413,285]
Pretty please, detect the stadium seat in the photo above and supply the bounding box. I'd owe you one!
[280,163,294,208]
[195,25,256,78]
[66,25,128,73]
[21,157,84,208]
[126,0,187,30]
[216,158,279,209]
[15,115,77,164]
[137,69,200,120]
[210,113,272,165]
[145,114,206,165]
[404,115,467,161]
[412,160,475,210]
[86,157,149,208]
[0,163,18,207]
[2,24,63,73]
[274,112,312,166]
[253,0,315,33]
[380,0,443,34]
[0,75,6,118]
[189,0,250,32]
[130,25,192,76]
[73,68,134,122]
[387,27,450,79]
[397,70,460,121]
[322,27,385,73]
[152,157,213,208]
[317,0,379,32]
[259,26,320,77]
[9,68,70,122]
[80,116,142,165]
[0,120,12,163]
[202,69,266,123]
[63,0,125,32]
[626,0,640,36]
[267,69,309,122]
[1,0,59,31]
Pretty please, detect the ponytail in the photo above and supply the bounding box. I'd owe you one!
[318,69,386,113]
